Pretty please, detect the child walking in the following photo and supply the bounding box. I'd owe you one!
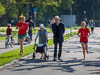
[78,21,90,60]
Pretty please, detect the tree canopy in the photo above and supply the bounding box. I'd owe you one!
[0,2,6,16]
[0,0,100,26]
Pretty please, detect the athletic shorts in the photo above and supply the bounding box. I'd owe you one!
[80,42,88,44]
[18,33,28,39]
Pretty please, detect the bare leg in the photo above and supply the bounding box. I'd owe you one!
[81,43,86,60]
[85,43,88,54]
[19,39,22,55]
[19,37,24,55]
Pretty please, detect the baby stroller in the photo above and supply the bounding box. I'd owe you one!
[32,43,49,61]
[5,35,15,48]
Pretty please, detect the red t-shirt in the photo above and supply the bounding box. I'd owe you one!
[6,28,12,35]
[17,22,28,35]
[78,28,90,42]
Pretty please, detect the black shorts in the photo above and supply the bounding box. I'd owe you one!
[91,27,94,31]
[80,42,88,44]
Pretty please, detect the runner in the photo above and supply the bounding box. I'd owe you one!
[16,16,29,55]
[78,21,90,60]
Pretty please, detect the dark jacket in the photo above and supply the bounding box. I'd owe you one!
[52,23,65,43]
[26,19,34,30]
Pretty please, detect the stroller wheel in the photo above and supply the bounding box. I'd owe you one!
[47,55,49,60]
[32,53,36,60]
[44,55,49,61]
[44,56,46,61]
[10,43,13,48]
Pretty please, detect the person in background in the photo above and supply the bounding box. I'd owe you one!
[52,16,65,61]
[16,16,29,55]
[6,23,12,41]
[50,18,55,25]
[89,19,95,33]
[78,21,90,60]
[26,16,34,40]
[84,18,89,28]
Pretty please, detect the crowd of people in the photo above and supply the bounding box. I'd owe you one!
[6,15,95,60]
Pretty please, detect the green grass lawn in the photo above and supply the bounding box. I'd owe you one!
[0,37,6,41]
[0,32,77,66]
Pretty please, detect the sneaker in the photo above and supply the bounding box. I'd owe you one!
[53,58,56,61]
[58,58,62,61]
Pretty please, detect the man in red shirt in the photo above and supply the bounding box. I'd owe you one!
[78,21,90,60]
[16,16,29,55]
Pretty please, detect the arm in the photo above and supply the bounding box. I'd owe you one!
[30,20,34,28]
[16,22,22,30]
[46,34,48,42]
[88,29,91,37]
[35,31,39,42]
[45,30,48,41]
[63,24,65,34]
[16,26,22,30]
[77,29,81,37]
[16,26,18,29]
[77,32,80,37]
[32,21,34,28]
[52,24,55,34]
[26,24,29,33]
[11,28,12,35]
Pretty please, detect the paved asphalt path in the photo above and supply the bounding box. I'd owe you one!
[0,28,100,75]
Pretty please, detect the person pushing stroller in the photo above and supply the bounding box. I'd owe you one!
[34,24,49,60]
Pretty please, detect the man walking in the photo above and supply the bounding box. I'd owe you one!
[26,16,34,40]
[52,16,65,61]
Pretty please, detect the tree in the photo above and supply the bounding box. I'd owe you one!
[0,2,6,16]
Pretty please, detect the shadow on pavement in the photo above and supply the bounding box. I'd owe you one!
[10,58,79,73]
[7,57,100,74]
[89,69,100,74]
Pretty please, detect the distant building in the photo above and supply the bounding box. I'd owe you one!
[61,15,76,28]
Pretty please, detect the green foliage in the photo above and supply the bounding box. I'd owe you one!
[0,0,100,26]
[0,3,6,16]
[0,0,72,26]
